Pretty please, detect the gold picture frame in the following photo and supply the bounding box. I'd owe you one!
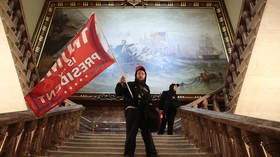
[32,0,233,99]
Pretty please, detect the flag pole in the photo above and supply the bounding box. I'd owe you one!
[95,16,134,99]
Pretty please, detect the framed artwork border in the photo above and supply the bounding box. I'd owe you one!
[31,0,233,99]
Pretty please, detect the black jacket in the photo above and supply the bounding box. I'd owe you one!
[158,89,179,112]
[115,81,153,109]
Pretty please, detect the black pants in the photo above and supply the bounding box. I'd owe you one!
[124,108,157,157]
[158,109,176,135]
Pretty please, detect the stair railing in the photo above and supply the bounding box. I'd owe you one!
[185,87,223,112]
[79,116,182,134]
[179,106,280,157]
[80,117,127,134]
[0,102,84,157]
[223,0,267,112]
[0,0,40,95]
[80,116,96,134]
[185,0,267,113]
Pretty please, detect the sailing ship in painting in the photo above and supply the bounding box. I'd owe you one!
[197,36,223,60]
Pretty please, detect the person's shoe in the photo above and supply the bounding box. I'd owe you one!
[124,153,133,157]
[147,151,158,157]
[147,154,158,157]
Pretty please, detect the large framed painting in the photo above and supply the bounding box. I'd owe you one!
[33,0,233,95]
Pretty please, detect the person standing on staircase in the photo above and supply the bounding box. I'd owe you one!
[158,83,180,135]
[115,66,158,157]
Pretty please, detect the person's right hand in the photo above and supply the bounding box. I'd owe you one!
[120,76,126,83]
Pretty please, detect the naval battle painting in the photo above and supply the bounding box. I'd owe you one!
[37,8,228,94]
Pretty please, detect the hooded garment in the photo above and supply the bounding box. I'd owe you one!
[115,66,151,109]
[135,65,147,83]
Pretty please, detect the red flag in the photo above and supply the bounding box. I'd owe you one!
[159,110,163,125]
[25,13,114,117]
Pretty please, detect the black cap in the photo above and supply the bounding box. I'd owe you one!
[169,83,179,91]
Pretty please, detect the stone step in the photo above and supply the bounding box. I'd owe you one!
[64,142,195,148]
[75,135,186,140]
[48,151,207,157]
[94,128,126,133]
[57,146,200,153]
[48,133,205,156]
[70,138,190,144]
[78,133,182,138]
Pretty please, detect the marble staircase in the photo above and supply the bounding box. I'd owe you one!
[47,133,207,157]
